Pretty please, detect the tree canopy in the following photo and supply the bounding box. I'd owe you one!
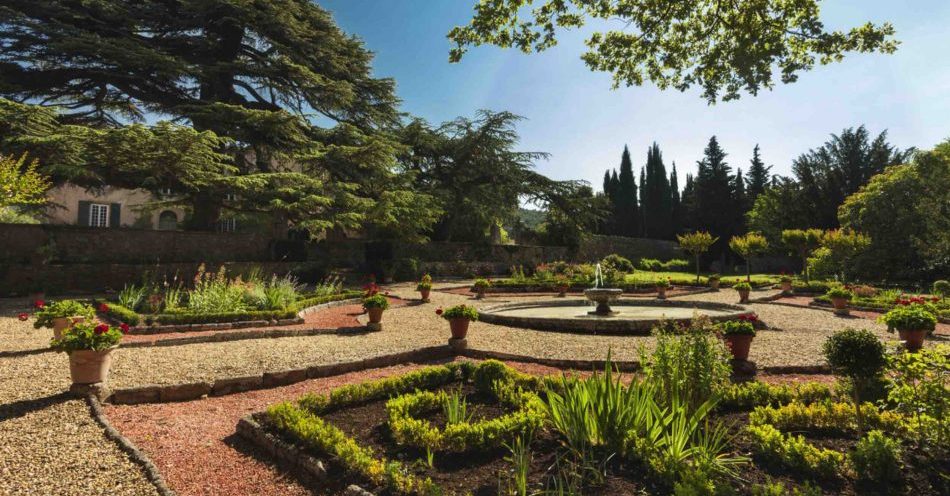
[449,0,898,103]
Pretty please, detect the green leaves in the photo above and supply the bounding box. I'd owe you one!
[451,0,898,102]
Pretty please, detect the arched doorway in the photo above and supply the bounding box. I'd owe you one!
[158,210,178,230]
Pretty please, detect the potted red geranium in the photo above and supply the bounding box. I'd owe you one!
[655,278,671,299]
[719,315,757,361]
[362,294,389,325]
[416,274,433,302]
[50,321,128,384]
[33,300,96,340]
[439,304,478,339]
[734,282,752,303]
[879,304,937,351]
[826,286,853,316]
[554,275,570,297]
[472,279,491,299]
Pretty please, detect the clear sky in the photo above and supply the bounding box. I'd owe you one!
[320,1,950,190]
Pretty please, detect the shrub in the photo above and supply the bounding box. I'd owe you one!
[733,282,751,292]
[601,254,634,273]
[745,424,844,479]
[391,258,419,282]
[50,321,125,352]
[822,329,887,433]
[472,359,512,396]
[748,401,904,435]
[851,430,902,485]
[718,320,755,336]
[441,304,478,321]
[677,231,719,283]
[188,265,247,314]
[779,275,793,283]
[33,300,96,329]
[750,480,822,496]
[825,285,853,300]
[362,294,389,310]
[934,280,950,297]
[100,302,141,326]
[655,278,671,289]
[642,318,731,409]
[884,344,950,444]
[878,304,937,332]
[472,278,491,291]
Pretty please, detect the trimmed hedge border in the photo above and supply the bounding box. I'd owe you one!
[85,394,177,496]
[811,296,950,323]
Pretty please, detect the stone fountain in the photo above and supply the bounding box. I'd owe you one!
[584,263,623,316]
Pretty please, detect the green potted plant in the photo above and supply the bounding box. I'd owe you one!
[655,278,671,299]
[718,315,757,361]
[50,321,127,384]
[879,304,937,351]
[708,273,721,291]
[553,275,570,297]
[438,304,478,339]
[826,286,853,315]
[416,274,433,302]
[472,278,491,299]
[779,275,794,294]
[733,282,752,303]
[362,294,390,324]
[33,300,96,340]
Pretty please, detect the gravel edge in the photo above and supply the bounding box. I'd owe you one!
[86,393,177,496]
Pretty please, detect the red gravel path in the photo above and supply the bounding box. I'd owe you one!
[121,298,409,346]
[103,359,562,496]
[104,358,830,496]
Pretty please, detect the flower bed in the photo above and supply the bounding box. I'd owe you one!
[97,291,362,333]
[243,359,948,495]
[813,293,950,321]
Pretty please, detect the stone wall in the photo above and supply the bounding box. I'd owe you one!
[575,235,681,262]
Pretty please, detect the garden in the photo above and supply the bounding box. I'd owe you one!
[249,323,949,496]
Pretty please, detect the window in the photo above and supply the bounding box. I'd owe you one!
[89,204,109,227]
[158,187,174,197]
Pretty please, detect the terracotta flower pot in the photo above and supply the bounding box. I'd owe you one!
[656,287,667,299]
[475,289,486,300]
[898,329,927,351]
[52,316,86,341]
[419,288,431,302]
[556,286,569,297]
[781,281,793,294]
[68,347,116,384]
[724,334,754,361]
[831,297,850,315]
[738,289,750,303]
[449,318,470,339]
[366,307,384,324]
[709,280,721,290]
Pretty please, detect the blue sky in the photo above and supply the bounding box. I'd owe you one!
[320,1,950,190]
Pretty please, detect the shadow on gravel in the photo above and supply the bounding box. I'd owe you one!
[222,432,327,495]
[0,391,72,422]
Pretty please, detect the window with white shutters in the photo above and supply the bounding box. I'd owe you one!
[89,204,110,227]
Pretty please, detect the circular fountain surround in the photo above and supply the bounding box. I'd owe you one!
[479,298,751,335]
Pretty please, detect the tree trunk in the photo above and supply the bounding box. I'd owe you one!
[188,191,220,231]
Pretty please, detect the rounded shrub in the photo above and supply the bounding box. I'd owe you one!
[601,253,635,273]
[932,280,949,297]
[822,329,887,380]
[850,430,902,485]
[362,294,389,310]
[826,285,853,300]
[472,360,512,396]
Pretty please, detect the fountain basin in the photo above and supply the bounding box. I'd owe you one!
[478,299,751,335]
[584,288,623,315]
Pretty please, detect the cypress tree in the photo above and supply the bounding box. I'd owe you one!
[616,146,639,236]
[746,144,772,204]
[692,136,737,261]
[734,167,747,232]
[682,172,696,230]
[641,142,673,239]
[670,162,682,236]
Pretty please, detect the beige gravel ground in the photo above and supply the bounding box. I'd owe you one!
[0,282,929,494]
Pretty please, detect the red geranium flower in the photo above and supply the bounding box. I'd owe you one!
[119,323,130,334]
[94,324,110,335]
[17,312,29,321]
[933,296,941,303]
[33,300,45,309]
[98,303,110,312]
[435,308,444,316]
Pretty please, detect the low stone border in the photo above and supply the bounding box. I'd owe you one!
[236,414,329,483]
[105,346,454,404]
[85,394,177,496]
